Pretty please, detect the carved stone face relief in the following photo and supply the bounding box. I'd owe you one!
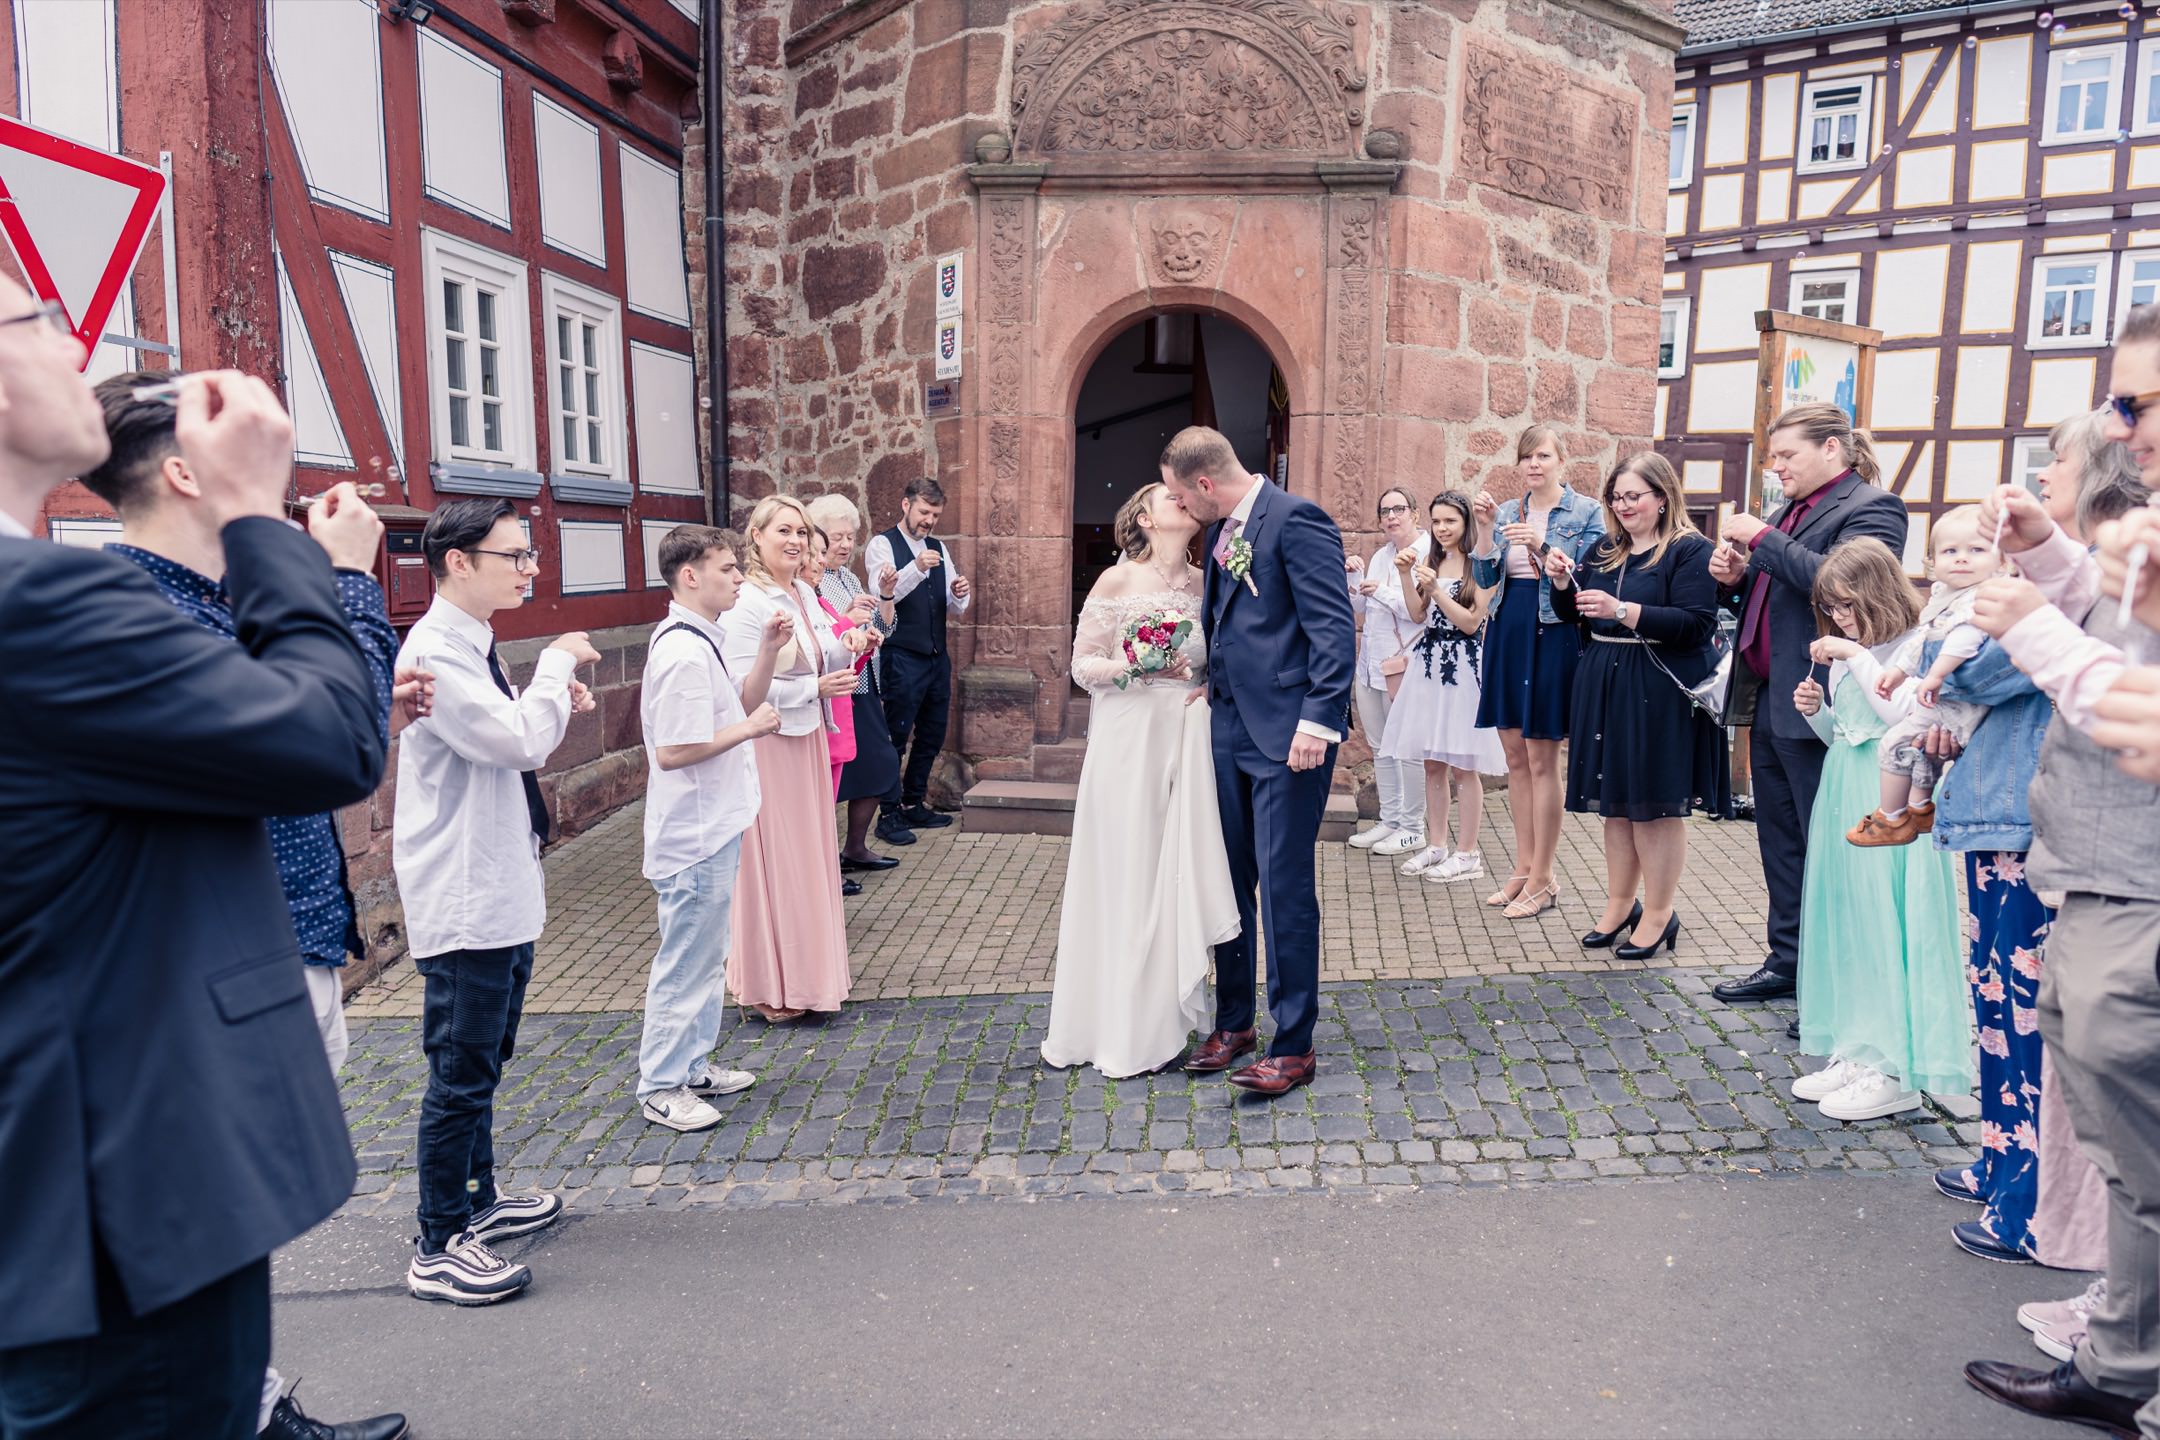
[1151,215,1225,285]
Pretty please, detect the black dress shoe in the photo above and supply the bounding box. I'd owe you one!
[1582,900,1644,949]
[840,853,899,873]
[874,817,917,846]
[842,878,862,897]
[1965,1358,2145,1438]
[900,803,953,829]
[1785,1018,1800,1040]
[1712,964,1797,1002]
[1615,912,1680,961]
[263,1385,409,1440]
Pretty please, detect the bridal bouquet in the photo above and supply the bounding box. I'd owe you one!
[1116,609,1196,689]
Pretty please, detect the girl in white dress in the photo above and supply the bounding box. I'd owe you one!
[1043,483,1240,1077]
[1381,491,1507,885]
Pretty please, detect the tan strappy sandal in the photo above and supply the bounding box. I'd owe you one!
[1503,883,1560,920]
[1485,872,1531,908]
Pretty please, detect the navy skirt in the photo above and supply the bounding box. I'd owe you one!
[1475,578,1581,741]
[838,669,901,802]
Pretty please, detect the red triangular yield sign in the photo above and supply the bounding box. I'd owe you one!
[0,114,165,370]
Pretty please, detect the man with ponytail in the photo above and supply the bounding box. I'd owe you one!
[1707,403,1908,1014]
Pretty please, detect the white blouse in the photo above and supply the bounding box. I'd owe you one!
[719,576,854,737]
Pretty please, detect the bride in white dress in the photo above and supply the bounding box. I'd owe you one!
[1043,482,1240,1077]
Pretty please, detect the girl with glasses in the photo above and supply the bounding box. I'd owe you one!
[1344,487,1431,857]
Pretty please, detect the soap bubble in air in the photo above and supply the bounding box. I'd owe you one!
[2053,22,2069,37]
[2123,2,2139,17]
[1964,34,1978,47]
[2037,9,2055,25]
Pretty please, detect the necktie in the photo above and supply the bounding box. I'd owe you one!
[1738,498,1808,679]
[1211,517,1241,566]
[486,643,554,844]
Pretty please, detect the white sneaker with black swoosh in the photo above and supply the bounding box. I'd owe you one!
[464,1190,564,1244]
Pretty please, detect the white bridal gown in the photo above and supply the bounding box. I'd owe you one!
[1042,589,1241,1077]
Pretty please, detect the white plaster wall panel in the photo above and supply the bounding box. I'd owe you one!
[667,0,699,19]
[2043,149,2118,197]
[1666,193,1688,236]
[1868,246,1949,339]
[1848,177,1882,214]
[642,519,676,588]
[1760,74,1798,160]
[15,0,115,150]
[1894,146,1955,208]
[630,342,700,493]
[1897,48,1935,121]
[2026,355,2099,425]
[1683,458,1724,494]
[534,95,606,266]
[558,520,627,594]
[1944,440,2004,501]
[619,145,691,324]
[1974,36,2033,127]
[1705,82,1751,167]
[418,30,510,228]
[1968,139,2029,201]
[1693,263,1770,352]
[1872,439,1911,491]
[1796,179,1846,219]
[1686,360,1758,432]
[1868,348,1941,430]
[1904,512,1930,574]
[1951,346,2012,430]
[2134,144,2160,188]
[49,518,121,547]
[1915,54,1962,135]
[1654,385,1669,436]
[267,0,387,221]
[328,251,402,474]
[1810,58,1887,79]
[1895,442,1933,501]
[1699,174,1745,231]
[1960,241,2025,331]
[1756,168,1792,224]
[275,252,351,468]
[1664,272,1686,292]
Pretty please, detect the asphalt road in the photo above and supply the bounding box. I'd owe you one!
[271,1175,2074,1439]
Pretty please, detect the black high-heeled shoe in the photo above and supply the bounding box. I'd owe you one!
[1615,912,1681,960]
[1581,899,1644,949]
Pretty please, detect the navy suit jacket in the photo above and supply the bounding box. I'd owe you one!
[1717,470,1908,742]
[1202,479,1358,762]
[0,518,384,1347]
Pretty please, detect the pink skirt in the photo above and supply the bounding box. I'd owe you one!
[729,729,852,1012]
[827,695,855,793]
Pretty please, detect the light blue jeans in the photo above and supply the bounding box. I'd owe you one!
[637,836,742,1098]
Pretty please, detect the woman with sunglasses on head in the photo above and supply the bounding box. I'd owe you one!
[1346,487,1431,857]
[1545,454,1728,959]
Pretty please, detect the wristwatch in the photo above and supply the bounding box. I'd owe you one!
[1617,602,1633,625]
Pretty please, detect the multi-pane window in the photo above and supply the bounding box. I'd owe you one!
[421,229,533,469]
[1670,104,1696,189]
[1790,270,1859,325]
[556,312,604,467]
[1799,80,1871,171]
[2029,255,2114,348]
[2011,437,2054,497]
[2117,251,2160,333]
[539,273,627,482]
[441,276,507,455]
[1658,298,1689,378]
[2138,44,2160,135]
[2045,46,2124,143]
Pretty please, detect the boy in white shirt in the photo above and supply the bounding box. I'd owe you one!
[395,498,598,1307]
[638,525,785,1131]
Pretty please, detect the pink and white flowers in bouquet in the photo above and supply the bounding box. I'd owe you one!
[1116,608,1196,689]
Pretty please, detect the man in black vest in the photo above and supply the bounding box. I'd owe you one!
[865,477,970,844]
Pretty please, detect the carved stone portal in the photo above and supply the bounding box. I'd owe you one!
[1148,212,1226,285]
[1011,0,1368,158]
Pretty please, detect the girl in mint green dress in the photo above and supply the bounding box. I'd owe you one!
[1789,539,1973,1122]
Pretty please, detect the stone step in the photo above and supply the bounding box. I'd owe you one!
[962,779,1360,841]
[1066,689,1090,740]
[1030,738,1088,784]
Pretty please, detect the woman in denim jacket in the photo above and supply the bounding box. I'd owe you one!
[1469,424,1607,917]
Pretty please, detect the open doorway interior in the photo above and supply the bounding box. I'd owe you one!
[1069,313,1285,626]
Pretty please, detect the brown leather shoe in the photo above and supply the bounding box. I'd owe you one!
[1964,1359,2144,1439]
[1227,1052,1317,1096]
[1184,1029,1257,1073]
[1846,808,1922,847]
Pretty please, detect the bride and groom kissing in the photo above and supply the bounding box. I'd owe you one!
[1043,425,1357,1095]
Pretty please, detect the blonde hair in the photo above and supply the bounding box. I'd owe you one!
[1589,452,1697,572]
[804,492,862,535]
[1770,402,1881,485]
[1113,482,1167,560]
[1515,423,1568,464]
[1929,504,1984,558]
[742,494,815,586]
[1159,425,1243,486]
[1813,537,1920,647]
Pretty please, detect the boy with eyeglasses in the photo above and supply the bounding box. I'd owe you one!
[394,498,598,1305]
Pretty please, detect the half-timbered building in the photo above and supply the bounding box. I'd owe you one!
[1660,0,2160,565]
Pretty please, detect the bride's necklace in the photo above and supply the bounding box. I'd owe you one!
[1146,552,1193,593]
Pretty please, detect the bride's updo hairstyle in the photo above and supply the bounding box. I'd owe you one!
[1114,482,1167,561]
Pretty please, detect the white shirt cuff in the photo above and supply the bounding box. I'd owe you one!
[1296,720,1341,744]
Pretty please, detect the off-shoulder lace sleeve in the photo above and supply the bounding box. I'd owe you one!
[1072,597,1134,691]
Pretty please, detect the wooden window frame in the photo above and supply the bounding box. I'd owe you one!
[2115,248,2160,336]
[2028,252,2115,351]
[2042,43,2126,146]
[1797,77,1874,175]
[540,271,627,483]
[1670,103,1698,190]
[1789,269,1861,325]
[421,228,535,471]
[2010,435,2054,495]
[1659,297,1691,379]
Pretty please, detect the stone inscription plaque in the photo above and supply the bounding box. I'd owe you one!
[1459,41,1635,221]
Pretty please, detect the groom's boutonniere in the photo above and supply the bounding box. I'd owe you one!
[1225,535,1258,597]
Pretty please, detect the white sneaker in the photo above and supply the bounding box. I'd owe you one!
[687,1059,757,1098]
[464,1190,564,1244]
[1790,1056,1859,1102]
[1428,851,1484,883]
[1373,830,1426,857]
[1348,822,1396,850]
[2022,1279,2108,1362]
[407,1231,531,1306]
[1401,845,1449,876]
[642,1084,723,1132]
[1817,1067,1923,1121]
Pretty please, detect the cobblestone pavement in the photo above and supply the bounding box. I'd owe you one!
[333,968,1982,1217]
[348,797,1772,1017]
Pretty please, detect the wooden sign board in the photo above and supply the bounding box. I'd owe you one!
[1749,309,1882,517]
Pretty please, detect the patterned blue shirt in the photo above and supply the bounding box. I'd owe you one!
[111,543,398,966]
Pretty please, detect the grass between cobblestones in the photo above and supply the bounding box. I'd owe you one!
[332,969,1981,1214]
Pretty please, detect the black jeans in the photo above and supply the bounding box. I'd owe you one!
[880,646,951,810]
[0,1243,268,1439]
[1750,727,1827,979]
[415,942,534,1251]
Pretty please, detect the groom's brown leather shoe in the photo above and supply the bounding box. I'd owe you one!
[1227,1052,1316,1096]
[1964,1359,2145,1438]
[1184,1029,1257,1073]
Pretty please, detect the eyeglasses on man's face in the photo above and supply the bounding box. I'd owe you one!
[2107,390,2160,427]
[0,299,71,339]
[468,546,541,573]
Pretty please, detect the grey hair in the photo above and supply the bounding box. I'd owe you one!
[2048,406,2149,538]
[804,492,863,534]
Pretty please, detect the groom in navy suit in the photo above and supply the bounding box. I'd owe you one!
[1160,427,1356,1095]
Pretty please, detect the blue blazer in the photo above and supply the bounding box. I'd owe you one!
[1201,479,1358,761]
[0,519,384,1348]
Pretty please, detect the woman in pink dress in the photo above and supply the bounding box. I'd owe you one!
[806,528,875,794]
[720,496,871,1021]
